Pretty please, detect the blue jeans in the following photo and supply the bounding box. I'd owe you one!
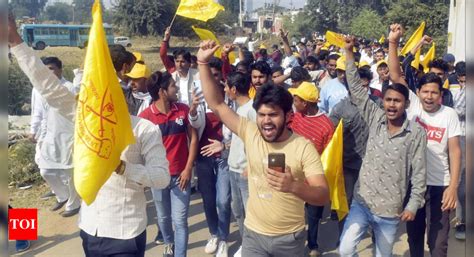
[152,176,191,257]
[195,155,231,241]
[229,170,249,238]
[305,204,324,250]
[339,200,400,257]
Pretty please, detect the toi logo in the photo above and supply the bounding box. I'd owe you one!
[8,208,38,240]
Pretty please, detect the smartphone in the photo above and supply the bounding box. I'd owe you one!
[268,153,285,173]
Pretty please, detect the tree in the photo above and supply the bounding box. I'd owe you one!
[305,0,340,33]
[9,0,48,19]
[220,0,239,14]
[112,0,175,36]
[348,9,385,40]
[44,2,74,24]
[384,1,449,56]
[72,0,94,24]
[112,0,235,37]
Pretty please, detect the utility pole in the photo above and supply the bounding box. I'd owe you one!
[239,0,243,27]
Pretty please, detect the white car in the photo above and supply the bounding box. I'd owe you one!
[114,36,132,47]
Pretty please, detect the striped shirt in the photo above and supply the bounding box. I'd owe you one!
[139,103,190,176]
[289,111,334,154]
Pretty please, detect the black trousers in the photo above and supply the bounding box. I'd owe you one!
[80,229,146,257]
[406,186,450,257]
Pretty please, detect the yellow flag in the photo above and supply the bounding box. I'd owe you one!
[320,120,348,221]
[401,21,425,56]
[192,26,236,64]
[74,0,135,205]
[379,35,385,44]
[325,31,345,49]
[411,48,421,69]
[443,79,450,89]
[176,0,225,22]
[421,42,436,73]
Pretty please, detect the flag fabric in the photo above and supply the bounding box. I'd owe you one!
[421,42,436,73]
[325,31,345,49]
[320,120,348,221]
[411,48,421,70]
[192,26,236,64]
[176,0,225,22]
[379,35,385,44]
[74,0,135,205]
[400,21,426,56]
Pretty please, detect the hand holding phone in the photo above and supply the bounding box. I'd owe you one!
[268,153,285,173]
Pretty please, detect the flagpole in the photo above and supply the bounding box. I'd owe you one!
[169,12,178,29]
[170,0,180,29]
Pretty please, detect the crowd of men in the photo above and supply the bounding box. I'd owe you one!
[8,12,466,257]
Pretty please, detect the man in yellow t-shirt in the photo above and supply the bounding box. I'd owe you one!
[196,40,329,257]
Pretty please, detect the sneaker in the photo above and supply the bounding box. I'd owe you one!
[455,223,466,240]
[204,236,219,254]
[163,243,174,257]
[155,231,164,245]
[16,240,30,252]
[17,183,32,190]
[309,249,321,257]
[233,246,242,257]
[40,191,56,200]
[216,241,228,257]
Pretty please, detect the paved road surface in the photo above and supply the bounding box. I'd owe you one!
[9,190,465,256]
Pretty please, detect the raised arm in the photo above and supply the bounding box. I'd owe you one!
[8,14,76,121]
[221,43,234,81]
[197,40,241,134]
[279,29,292,56]
[387,24,407,87]
[344,36,382,125]
[160,26,176,73]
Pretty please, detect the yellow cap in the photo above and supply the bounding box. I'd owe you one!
[259,44,267,49]
[293,52,301,58]
[126,63,151,79]
[359,61,370,68]
[376,60,388,68]
[336,55,346,71]
[133,52,144,62]
[288,82,319,103]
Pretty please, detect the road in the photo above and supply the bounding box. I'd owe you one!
[9,189,465,256]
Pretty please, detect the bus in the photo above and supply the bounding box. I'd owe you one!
[19,24,114,50]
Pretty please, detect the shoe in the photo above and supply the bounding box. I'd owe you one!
[41,191,56,200]
[330,210,338,220]
[233,246,242,257]
[204,235,219,254]
[216,241,228,257]
[163,243,174,257]
[455,223,466,240]
[17,183,32,190]
[309,249,321,257]
[16,240,30,252]
[61,207,80,217]
[50,200,67,211]
[155,231,164,245]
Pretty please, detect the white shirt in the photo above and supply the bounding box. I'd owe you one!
[31,78,77,169]
[79,116,170,239]
[407,90,462,186]
[11,42,171,239]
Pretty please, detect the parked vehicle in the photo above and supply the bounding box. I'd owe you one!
[114,36,132,47]
[20,24,114,50]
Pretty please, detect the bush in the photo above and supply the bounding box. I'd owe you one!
[8,61,32,115]
[9,139,41,186]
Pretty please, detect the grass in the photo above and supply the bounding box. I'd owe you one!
[9,182,56,209]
